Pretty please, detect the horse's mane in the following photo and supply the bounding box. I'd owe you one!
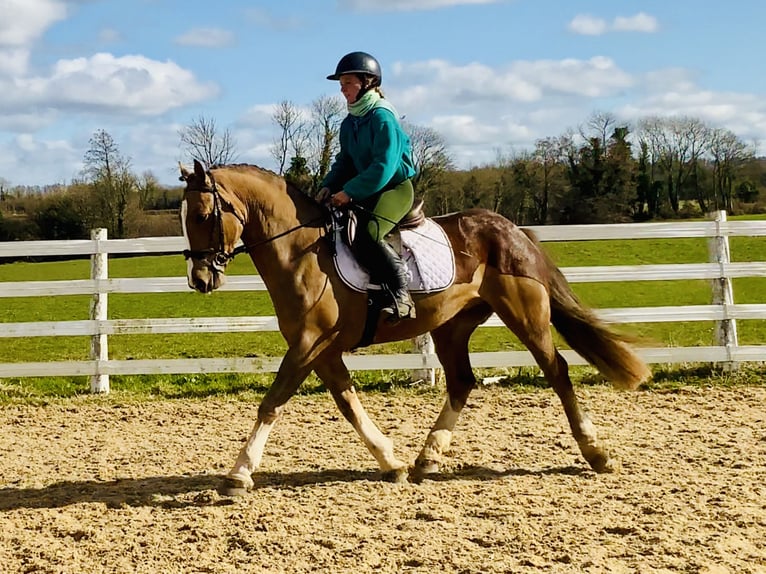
[210,162,282,180]
[209,163,307,196]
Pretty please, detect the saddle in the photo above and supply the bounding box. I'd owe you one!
[328,201,455,348]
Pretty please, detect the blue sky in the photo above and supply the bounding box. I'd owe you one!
[1,0,765,187]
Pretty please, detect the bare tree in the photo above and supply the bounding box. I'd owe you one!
[404,123,454,202]
[179,114,238,168]
[581,110,618,150]
[135,170,161,210]
[83,129,136,238]
[310,95,345,188]
[637,116,709,213]
[531,135,570,224]
[708,128,754,212]
[270,100,307,175]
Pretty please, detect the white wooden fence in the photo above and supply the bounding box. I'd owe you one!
[0,211,764,393]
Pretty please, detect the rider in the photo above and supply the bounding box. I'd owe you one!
[318,51,417,322]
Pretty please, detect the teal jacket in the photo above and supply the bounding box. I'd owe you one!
[321,100,416,201]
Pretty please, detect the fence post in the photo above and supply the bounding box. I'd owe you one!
[89,228,109,393]
[707,210,739,371]
[411,333,436,386]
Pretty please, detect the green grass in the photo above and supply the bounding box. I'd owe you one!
[1,221,764,400]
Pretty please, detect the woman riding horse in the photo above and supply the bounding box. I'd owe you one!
[317,51,417,322]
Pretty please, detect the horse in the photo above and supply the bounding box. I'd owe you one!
[178,159,651,496]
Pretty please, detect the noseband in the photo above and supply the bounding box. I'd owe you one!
[182,172,247,272]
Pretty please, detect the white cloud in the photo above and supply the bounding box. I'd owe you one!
[0,48,30,76]
[0,0,67,47]
[0,134,81,185]
[338,0,501,12]
[98,27,122,44]
[174,27,235,48]
[614,13,659,33]
[5,53,219,116]
[245,8,305,30]
[569,12,659,36]
[568,15,607,36]
[392,56,633,113]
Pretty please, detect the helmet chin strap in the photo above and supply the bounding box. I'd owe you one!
[354,75,380,102]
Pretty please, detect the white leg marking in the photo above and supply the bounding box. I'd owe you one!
[419,399,461,463]
[355,409,402,472]
[228,420,275,485]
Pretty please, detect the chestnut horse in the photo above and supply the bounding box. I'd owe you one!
[179,159,650,495]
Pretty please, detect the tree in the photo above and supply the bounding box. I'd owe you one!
[271,100,307,176]
[32,193,88,240]
[135,170,161,210]
[404,123,454,203]
[707,127,753,212]
[638,116,709,214]
[310,95,344,191]
[83,129,136,238]
[179,114,238,168]
[581,111,617,151]
[0,177,8,203]
[530,135,570,224]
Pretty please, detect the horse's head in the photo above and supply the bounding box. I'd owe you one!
[179,159,247,293]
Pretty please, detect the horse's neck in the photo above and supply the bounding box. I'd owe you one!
[238,180,324,293]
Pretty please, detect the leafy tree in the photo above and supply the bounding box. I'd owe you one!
[32,194,88,240]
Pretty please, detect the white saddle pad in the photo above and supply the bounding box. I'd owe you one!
[333,217,455,294]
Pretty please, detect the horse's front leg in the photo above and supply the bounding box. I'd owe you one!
[220,348,314,496]
[314,354,409,483]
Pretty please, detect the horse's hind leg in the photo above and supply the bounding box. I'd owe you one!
[483,273,616,473]
[314,353,409,482]
[412,304,492,481]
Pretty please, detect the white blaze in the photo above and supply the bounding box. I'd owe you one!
[180,199,194,287]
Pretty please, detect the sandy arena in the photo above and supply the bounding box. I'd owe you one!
[1,384,764,573]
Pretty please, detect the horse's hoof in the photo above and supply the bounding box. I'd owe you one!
[409,460,440,483]
[218,476,253,497]
[382,467,409,484]
[590,453,620,474]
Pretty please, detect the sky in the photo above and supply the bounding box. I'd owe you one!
[1,0,765,187]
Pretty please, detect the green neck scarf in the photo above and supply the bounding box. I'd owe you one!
[348,90,381,117]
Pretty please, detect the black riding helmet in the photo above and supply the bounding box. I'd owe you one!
[327,51,382,84]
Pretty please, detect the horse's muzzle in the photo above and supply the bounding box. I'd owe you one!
[188,262,226,293]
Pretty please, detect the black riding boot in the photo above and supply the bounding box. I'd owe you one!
[371,241,416,322]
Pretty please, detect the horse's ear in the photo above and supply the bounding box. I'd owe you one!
[179,162,191,181]
[193,159,206,179]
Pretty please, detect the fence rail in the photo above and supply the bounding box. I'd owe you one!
[1,211,764,393]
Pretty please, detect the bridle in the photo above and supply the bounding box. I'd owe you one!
[182,171,247,273]
[182,169,325,272]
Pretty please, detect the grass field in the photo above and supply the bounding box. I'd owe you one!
[0,215,764,399]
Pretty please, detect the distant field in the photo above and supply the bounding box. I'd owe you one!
[0,215,764,397]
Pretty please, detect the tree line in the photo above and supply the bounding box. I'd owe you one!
[1,103,764,242]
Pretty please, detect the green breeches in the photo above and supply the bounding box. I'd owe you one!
[360,179,415,242]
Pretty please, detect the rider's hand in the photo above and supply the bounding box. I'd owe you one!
[331,191,351,207]
[316,187,331,203]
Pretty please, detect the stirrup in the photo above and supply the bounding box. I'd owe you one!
[382,294,416,323]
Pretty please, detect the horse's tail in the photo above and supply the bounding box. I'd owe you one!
[522,229,652,390]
